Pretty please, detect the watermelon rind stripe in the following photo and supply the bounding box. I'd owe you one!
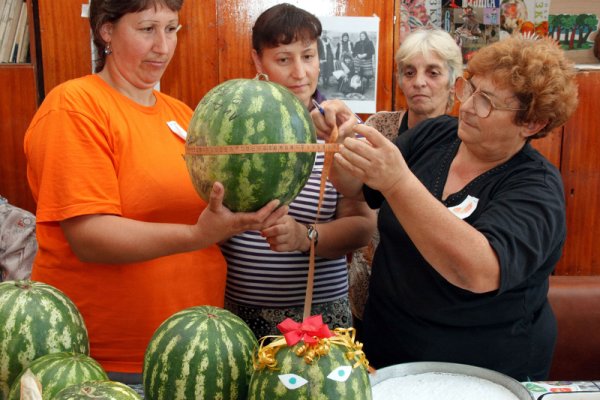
[7,352,107,400]
[143,306,257,400]
[248,342,372,400]
[185,79,316,212]
[0,281,89,400]
[54,380,142,399]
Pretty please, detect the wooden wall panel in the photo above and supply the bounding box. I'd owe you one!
[392,0,405,112]
[37,0,90,95]
[37,1,219,108]
[27,0,42,102]
[554,71,600,275]
[36,0,395,112]
[161,1,219,108]
[532,128,563,169]
[217,0,395,116]
[0,66,37,213]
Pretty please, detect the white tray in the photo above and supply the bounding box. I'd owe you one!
[370,361,533,400]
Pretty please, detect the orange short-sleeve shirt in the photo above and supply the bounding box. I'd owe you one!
[25,75,226,373]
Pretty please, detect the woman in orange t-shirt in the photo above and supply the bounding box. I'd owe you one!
[24,0,286,383]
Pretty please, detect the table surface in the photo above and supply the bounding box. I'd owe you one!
[524,381,600,399]
[127,381,600,399]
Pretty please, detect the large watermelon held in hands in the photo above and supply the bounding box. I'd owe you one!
[54,380,142,400]
[0,280,90,400]
[248,315,372,399]
[185,78,316,212]
[7,352,107,400]
[143,305,258,400]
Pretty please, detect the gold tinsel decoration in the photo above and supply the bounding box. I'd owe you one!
[253,327,369,371]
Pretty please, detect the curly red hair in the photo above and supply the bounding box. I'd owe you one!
[466,36,579,138]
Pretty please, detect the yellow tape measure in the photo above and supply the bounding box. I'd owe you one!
[185,143,340,155]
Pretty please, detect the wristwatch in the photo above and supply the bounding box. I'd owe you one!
[303,224,319,253]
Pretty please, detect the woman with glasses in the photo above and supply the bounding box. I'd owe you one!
[311,35,578,381]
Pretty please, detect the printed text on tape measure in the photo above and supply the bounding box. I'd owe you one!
[185,143,340,155]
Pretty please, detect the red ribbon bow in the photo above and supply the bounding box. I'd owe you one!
[277,315,333,346]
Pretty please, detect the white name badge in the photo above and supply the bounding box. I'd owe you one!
[167,120,187,140]
[447,195,479,220]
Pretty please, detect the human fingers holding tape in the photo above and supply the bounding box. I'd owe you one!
[311,99,359,143]
[336,124,407,195]
[197,182,288,245]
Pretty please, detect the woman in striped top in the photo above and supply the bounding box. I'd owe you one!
[221,3,376,339]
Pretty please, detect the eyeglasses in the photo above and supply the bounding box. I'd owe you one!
[455,77,526,118]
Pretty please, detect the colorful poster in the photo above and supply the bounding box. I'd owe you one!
[399,0,443,43]
[399,0,443,30]
[548,14,599,51]
[443,1,501,63]
[549,0,600,64]
[499,0,552,38]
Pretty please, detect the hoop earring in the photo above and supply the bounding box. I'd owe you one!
[104,43,112,55]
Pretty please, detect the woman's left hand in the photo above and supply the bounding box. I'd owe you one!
[261,215,308,253]
[336,124,407,195]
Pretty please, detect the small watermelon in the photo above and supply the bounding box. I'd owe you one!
[185,78,316,212]
[248,316,372,399]
[7,352,107,400]
[143,305,258,400]
[54,380,142,399]
[0,280,90,400]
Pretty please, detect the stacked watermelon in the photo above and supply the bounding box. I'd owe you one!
[0,280,90,400]
[249,341,372,399]
[54,380,142,399]
[143,305,258,400]
[7,352,108,400]
[185,78,316,212]
[248,316,373,399]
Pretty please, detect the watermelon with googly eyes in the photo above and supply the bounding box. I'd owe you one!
[248,315,372,399]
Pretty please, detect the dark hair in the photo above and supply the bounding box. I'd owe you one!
[90,0,183,72]
[252,3,321,55]
[358,31,370,42]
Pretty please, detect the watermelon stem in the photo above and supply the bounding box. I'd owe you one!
[15,279,33,289]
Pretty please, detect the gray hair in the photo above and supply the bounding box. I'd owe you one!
[395,28,463,89]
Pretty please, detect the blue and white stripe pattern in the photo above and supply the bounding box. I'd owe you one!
[222,143,349,307]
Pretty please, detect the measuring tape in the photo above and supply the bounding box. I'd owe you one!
[186,138,342,320]
[185,143,340,155]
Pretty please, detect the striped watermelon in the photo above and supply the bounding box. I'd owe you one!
[7,352,107,400]
[185,78,316,212]
[54,380,142,399]
[248,331,372,399]
[0,280,89,400]
[143,305,258,400]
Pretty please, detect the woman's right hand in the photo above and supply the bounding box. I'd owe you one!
[310,100,366,200]
[334,124,406,195]
[311,99,360,143]
[195,182,288,245]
